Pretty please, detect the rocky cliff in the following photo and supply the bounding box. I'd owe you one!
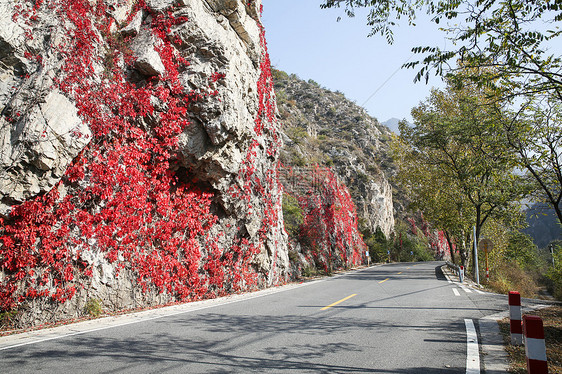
[273,70,395,238]
[0,0,289,328]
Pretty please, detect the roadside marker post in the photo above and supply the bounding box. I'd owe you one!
[479,239,493,283]
[523,315,548,374]
[509,291,523,345]
[459,266,464,283]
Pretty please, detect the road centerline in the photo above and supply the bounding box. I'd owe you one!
[378,278,390,284]
[321,294,357,310]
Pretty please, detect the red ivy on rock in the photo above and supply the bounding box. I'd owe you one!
[0,0,282,313]
[282,165,367,272]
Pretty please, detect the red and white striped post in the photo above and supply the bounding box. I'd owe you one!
[509,291,523,345]
[523,315,548,374]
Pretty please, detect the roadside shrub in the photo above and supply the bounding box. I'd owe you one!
[0,310,18,330]
[392,220,434,262]
[360,224,389,263]
[282,194,304,237]
[368,240,390,262]
[84,298,103,318]
[302,265,319,277]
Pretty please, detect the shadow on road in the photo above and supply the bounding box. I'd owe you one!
[0,312,466,373]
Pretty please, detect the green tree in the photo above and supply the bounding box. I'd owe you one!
[500,96,562,225]
[504,231,541,270]
[393,72,527,270]
[392,130,473,265]
[282,193,304,237]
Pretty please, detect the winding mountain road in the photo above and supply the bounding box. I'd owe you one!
[0,262,517,373]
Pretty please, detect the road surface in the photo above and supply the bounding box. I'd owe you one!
[0,262,514,373]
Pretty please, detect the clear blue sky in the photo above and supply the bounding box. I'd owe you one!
[261,0,447,123]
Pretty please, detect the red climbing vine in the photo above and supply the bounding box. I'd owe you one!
[0,0,282,313]
[281,165,367,273]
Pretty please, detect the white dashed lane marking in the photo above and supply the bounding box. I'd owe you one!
[459,285,472,293]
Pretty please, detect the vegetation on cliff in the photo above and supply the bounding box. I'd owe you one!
[273,68,443,275]
[0,0,287,328]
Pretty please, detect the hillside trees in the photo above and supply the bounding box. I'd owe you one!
[393,74,528,269]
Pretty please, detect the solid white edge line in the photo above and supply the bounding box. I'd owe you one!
[465,319,480,374]
[453,288,461,296]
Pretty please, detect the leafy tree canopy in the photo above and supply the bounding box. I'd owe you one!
[321,0,562,101]
[392,69,529,267]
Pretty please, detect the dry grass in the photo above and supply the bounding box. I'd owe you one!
[488,260,541,298]
[497,306,562,373]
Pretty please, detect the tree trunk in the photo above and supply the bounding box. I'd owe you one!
[459,231,469,269]
[474,206,482,279]
[444,230,456,264]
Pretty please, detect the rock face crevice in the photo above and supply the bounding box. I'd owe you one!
[0,0,288,328]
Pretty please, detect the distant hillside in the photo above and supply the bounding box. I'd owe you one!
[272,70,450,266]
[523,204,562,248]
[272,69,397,237]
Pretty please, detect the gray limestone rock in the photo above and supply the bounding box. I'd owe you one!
[0,89,91,215]
[146,0,177,12]
[131,28,165,76]
[120,10,144,37]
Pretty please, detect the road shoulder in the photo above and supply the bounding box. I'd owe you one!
[479,312,510,373]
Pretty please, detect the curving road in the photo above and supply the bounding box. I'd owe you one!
[0,261,517,373]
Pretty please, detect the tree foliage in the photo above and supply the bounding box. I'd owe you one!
[320,0,562,97]
[501,96,562,225]
[392,72,527,268]
[322,0,562,230]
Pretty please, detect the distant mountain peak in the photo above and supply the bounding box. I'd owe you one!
[381,118,410,134]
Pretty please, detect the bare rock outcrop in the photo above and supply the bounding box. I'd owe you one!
[274,70,395,238]
[0,1,92,214]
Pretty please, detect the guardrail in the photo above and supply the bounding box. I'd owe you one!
[445,261,464,283]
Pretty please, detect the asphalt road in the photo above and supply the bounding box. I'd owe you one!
[0,261,513,373]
